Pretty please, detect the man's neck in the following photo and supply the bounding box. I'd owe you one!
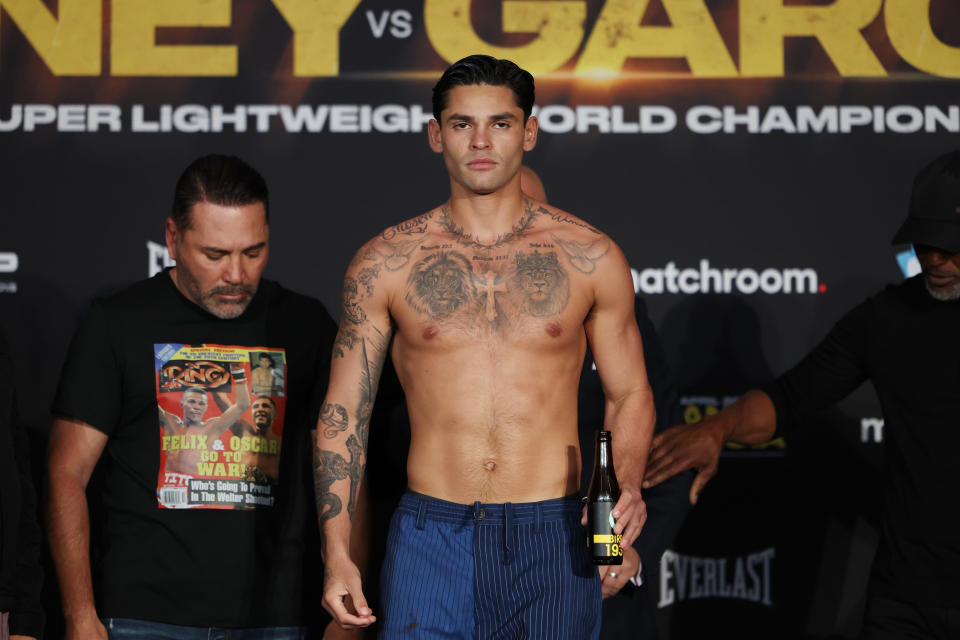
[442,181,531,248]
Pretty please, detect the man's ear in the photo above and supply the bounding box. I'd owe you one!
[165,218,179,261]
[523,115,538,152]
[428,118,443,154]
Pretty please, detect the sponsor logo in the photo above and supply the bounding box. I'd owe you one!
[861,417,885,443]
[148,241,175,277]
[896,247,921,279]
[631,260,824,295]
[0,251,19,294]
[659,548,775,608]
[680,396,785,455]
[0,252,18,273]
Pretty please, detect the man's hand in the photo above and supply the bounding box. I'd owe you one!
[642,418,727,504]
[598,546,640,599]
[580,484,646,551]
[322,554,375,630]
[323,620,368,639]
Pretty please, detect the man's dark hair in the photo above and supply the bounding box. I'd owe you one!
[171,154,269,231]
[432,55,535,122]
[183,387,208,398]
[253,395,277,410]
[258,353,275,367]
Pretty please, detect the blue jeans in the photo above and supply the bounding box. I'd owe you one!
[102,618,305,640]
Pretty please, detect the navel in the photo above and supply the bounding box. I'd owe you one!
[546,322,563,338]
[483,459,497,472]
[423,326,440,340]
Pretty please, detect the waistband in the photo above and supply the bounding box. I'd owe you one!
[397,490,583,525]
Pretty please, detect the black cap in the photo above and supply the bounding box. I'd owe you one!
[892,150,960,253]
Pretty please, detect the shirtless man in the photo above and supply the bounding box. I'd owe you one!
[159,378,251,475]
[316,55,655,639]
[236,395,282,482]
[251,352,282,395]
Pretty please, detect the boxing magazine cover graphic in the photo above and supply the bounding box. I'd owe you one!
[154,343,287,510]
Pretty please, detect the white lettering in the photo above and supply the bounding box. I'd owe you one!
[861,417,885,443]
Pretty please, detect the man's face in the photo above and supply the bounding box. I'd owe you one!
[428,84,538,197]
[916,244,960,301]
[252,397,276,433]
[165,200,269,319]
[258,356,271,369]
[181,390,209,425]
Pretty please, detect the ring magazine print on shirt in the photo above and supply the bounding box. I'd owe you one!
[154,343,287,510]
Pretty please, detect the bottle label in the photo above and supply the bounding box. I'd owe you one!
[589,502,623,562]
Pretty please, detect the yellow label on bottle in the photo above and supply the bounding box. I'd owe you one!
[593,534,618,543]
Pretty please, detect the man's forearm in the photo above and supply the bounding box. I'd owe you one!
[713,389,777,444]
[314,426,366,559]
[606,390,656,488]
[47,475,97,622]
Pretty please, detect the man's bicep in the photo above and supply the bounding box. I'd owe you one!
[48,417,109,486]
[322,319,392,440]
[587,254,650,400]
[323,253,393,428]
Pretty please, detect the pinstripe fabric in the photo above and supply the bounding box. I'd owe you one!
[379,492,601,640]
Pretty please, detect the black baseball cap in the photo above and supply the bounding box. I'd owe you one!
[892,150,960,253]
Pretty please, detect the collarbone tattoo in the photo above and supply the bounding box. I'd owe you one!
[437,202,539,250]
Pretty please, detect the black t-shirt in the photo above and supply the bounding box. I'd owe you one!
[765,275,960,607]
[53,270,337,627]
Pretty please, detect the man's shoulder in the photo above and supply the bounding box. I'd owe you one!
[529,201,606,240]
[836,276,926,330]
[868,276,925,308]
[530,202,625,277]
[378,208,442,243]
[347,207,444,275]
[88,272,174,316]
[259,279,335,325]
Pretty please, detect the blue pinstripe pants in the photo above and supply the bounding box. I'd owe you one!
[378,492,602,639]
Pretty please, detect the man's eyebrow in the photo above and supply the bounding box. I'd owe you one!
[199,242,267,254]
[447,113,475,123]
[488,113,518,121]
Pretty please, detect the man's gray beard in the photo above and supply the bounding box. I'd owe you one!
[924,278,960,302]
[176,263,253,319]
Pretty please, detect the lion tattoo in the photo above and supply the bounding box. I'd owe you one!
[510,251,570,318]
[405,251,477,319]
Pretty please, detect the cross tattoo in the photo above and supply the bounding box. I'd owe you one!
[476,270,508,322]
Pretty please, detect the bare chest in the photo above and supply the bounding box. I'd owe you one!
[389,237,592,350]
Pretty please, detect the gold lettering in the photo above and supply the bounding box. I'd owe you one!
[162,435,171,451]
[111,0,236,76]
[578,0,735,77]
[271,0,362,76]
[739,0,884,77]
[885,0,960,78]
[424,0,585,75]
[0,0,99,74]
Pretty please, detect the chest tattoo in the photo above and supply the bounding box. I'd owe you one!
[511,251,570,318]
[404,249,572,325]
[405,251,477,319]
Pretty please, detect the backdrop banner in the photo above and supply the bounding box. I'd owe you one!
[2,1,958,637]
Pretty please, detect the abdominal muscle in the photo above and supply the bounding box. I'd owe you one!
[397,345,585,504]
